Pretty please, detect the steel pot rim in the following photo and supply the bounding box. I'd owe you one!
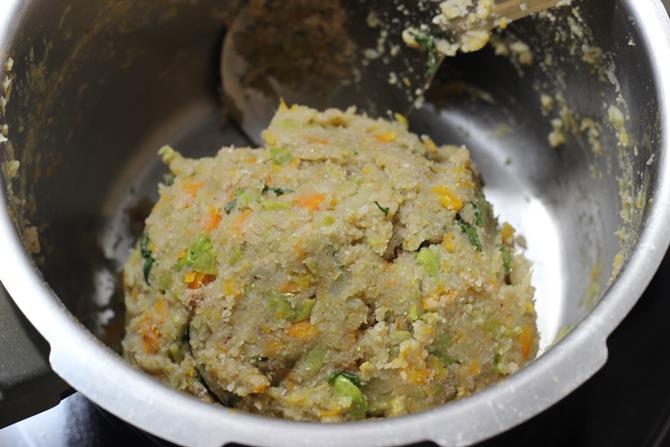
[1,0,670,446]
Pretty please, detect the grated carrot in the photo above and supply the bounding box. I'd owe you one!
[182,181,204,198]
[184,272,216,289]
[205,207,222,232]
[287,321,318,339]
[294,242,305,260]
[305,135,329,145]
[519,325,533,359]
[140,314,160,354]
[374,131,397,143]
[404,368,432,385]
[252,383,268,393]
[154,297,167,315]
[431,186,463,211]
[294,193,325,211]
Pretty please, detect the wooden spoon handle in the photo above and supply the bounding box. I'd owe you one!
[493,0,562,23]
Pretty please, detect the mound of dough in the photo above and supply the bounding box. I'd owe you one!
[122,104,537,421]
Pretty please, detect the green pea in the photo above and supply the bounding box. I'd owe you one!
[417,247,440,276]
[331,375,367,419]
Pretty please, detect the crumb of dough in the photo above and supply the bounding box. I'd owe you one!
[608,105,631,148]
[540,94,555,114]
[22,225,41,254]
[2,160,19,179]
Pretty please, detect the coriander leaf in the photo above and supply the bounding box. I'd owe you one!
[223,197,237,214]
[500,245,512,275]
[374,200,390,216]
[270,147,292,165]
[262,184,294,196]
[410,30,440,76]
[456,217,482,251]
[139,231,155,284]
[472,202,484,226]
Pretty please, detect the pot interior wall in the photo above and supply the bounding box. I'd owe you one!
[0,0,660,355]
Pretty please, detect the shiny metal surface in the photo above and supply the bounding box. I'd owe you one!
[221,0,432,145]
[0,1,669,446]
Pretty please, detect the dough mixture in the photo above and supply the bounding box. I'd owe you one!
[122,104,537,421]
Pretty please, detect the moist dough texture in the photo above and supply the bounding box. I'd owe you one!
[122,104,537,421]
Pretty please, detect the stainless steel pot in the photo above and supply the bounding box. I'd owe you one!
[1,1,669,446]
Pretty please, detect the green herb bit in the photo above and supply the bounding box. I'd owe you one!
[457,218,483,251]
[267,293,295,320]
[236,188,262,208]
[374,201,390,216]
[223,197,237,214]
[229,245,243,266]
[417,247,440,276]
[139,231,155,284]
[391,330,413,344]
[475,198,493,226]
[290,298,316,323]
[410,30,441,76]
[500,245,512,275]
[430,331,457,366]
[168,342,185,363]
[472,201,484,226]
[408,301,422,321]
[262,184,294,196]
[270,147,293,165]
[329,373,367,418]
[492,353,504,374]
[177,234,217,274]
[322,215,336,226]
[433,351,458,366]
[304,344,327,373]
[267,293,315,322]
[261,200,290,211]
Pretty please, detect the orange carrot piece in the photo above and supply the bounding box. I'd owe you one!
[205,207,222,232]
[519,326,533,359]
[294,242,305,260]
[234,209,253,235]
[374,132,397,143]
[287,321,318,339]
[184,272,216,289]
[305,135,329,145]
[182,181,205,197]
[294,193,325,211]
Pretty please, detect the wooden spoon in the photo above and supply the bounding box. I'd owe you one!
[494,0,563,23]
